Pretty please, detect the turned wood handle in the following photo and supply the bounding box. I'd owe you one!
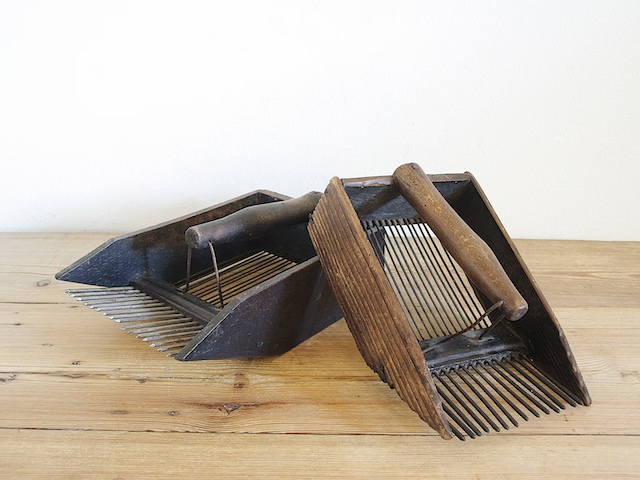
[185,191,322,249]
[393,163,528,321]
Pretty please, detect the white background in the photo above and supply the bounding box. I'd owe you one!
[1,1,638,240]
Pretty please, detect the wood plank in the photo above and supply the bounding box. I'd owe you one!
[3,302,639,375]
[0,367,632,436]
[0,232,110,269]
[515,239,640,308]
[1,303,638,436]
[1,233,639,477]
[1,430,638,479]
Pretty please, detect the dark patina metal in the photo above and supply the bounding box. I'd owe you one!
[57,190,342,360]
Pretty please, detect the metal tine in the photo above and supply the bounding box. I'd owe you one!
[384,219,454,338]
[150,338,198,349]
[151,340,194,349]
[99,302,172,311]
[225,256,294,290]
[398,219,472,332]
[111,312,185,323]
[75,294,150,304]
[516,358,581,407]
[66,286,137,295]
[127,317,202,334]
[413,221,487,327]
[87,301,161,311]
[445,420,466,441]
[443,369,501,432]
[188,251,277,293]
[102,306,175,318]
[204,259,291,302]
[89,300,166,311]
[136,323,202,339]
[183,246,193,292]
[149,337,198,349]
[476,361,537,419]
[78,295,152,305]
[137,330,201,342]
[463,364,519,428]
[159,344,189,354]
[217,252,289,286]
[142,328,203,343]
[508,359,567,410]
[364,222,416,332]
[190,251,295,306]
[105,311,177,321]
[128,320,199,334]
[436,386,480,438]
[488,360,550,415]
[222,250,291,276]
[149,333,200,347]
[437,371,490,433]
[69,286,189,322]
[437,354,580,440]
[136,328,202,342]
[369,220,447,339]
[72,288,144,296]
[66,287,200,359]
[120,317,194,330]
[183,250,266,289]
[76,293,150,303]
[423,223,486,322]
[494,359,561,413]
[206,241,225,308]
[500,360,565,413]
[199,263,293,307]
[101,307,174,319]
[440,404,470,441]
[450,367,506,431]
[149,331,198,348]
[409,220,472,332]
[212,254,293,294]
[365,221,439,339]
[381,219,458,337]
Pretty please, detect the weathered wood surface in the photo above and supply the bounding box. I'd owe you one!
[1,233,639,478]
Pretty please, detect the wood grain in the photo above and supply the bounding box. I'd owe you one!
[2,430,639,479]
[308,177,452,438]
[1,233,639,478]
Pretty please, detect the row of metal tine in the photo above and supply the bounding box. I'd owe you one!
[432,353,582,440]
[66,286,204,356]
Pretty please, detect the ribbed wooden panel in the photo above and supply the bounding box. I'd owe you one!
[308,177,452,439]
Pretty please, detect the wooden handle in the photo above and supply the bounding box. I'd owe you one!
[393,163,528,321]
[185,192,322,249]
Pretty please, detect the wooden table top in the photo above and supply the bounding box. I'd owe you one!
[1,233,639,478]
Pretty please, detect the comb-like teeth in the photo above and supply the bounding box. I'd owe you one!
[176,250,296,308]
[66,286,137,295]
[120,318,193,330]
[129,321,200,335]
[102,307,175,318]
[359,217,584,439]
[80,294,150,303]
[158,344,188,354]
[67,287,204,356]
[88,300,165,311]
[149,333,201,347]
[432,354,581,440]
[140,326,203,342]
[112,313,185,323]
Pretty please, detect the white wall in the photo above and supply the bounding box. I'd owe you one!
[1,1,638,240]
